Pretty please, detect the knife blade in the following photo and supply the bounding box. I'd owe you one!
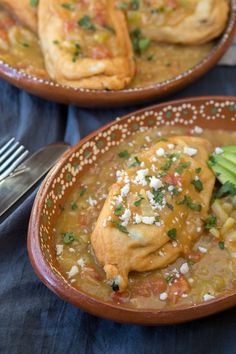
[0,142,70,217]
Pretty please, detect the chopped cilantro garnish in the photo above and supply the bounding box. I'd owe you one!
[30,0,38,7]
[134,195,144,207]
[175,161,191,175]
[177,195,202,212]
[111,219,129,234]
[130,28,150,55]
[118,150,130,159]
[166,203,174,210]
[62,232,75,244]
[205,215,217,230]
[79,187,87,197]
[161,159,173,172]
[131,0,140,10]
[71,201,78,210]
[165,275,174,284]
[152,189,164,205]
[114,204,124,216]
[167,228,177,240]
[218,241,225,250]
[195,167,202,173]
[61,3,75,10]
[116,2,129,9]
[78,16,96,30]
[130,156,141,167]
[191,179,203,192]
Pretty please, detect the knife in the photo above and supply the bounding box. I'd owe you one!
[0,142,70,217]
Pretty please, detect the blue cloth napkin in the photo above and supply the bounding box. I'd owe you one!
[1,66,236,354]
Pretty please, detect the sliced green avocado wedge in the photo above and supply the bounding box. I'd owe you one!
[208,146,236,198]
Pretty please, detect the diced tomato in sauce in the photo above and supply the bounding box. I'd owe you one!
[112,290,130,304]
[163,173,181,186]
[131,276,167,297]
[168,275,190,304]
[91,46,112,59]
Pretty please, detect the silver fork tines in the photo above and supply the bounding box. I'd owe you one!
[0,138,29,182]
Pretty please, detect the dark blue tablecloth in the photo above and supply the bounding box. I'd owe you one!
[1,67,236,354]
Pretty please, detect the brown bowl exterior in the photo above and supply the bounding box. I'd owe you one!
[1,3,236,108]
[28,96,236,325]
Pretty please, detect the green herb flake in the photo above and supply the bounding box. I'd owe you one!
[79,187,87,197]
[29,0,38,7]
[62,232,75,244]
[191,179,203,192]
[165,275,174,284]
[195,167,202,174]
[114,204,125,216]
[205,215,217,230]
[130,156,141,167]
[78,15,96,30]
[118,150,130,159]
[111,219,129,234]
[167,228,177,240]
[116,2,129,9]
[218,241,225,250]
[61,3,75,10]
[71,201,78,210]
[134,195,144,207]
[166,202,174,210]
[161,159,173,172]
[175,161,191,175]
[177,195,202,212]
[131,0,140,10]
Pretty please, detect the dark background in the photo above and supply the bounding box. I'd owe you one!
[1,66,236,354]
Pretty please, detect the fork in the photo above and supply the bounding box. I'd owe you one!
[0,138,29,182]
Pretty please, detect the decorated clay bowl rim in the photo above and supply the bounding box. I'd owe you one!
[28,96,236,325]
[1,2,236,107]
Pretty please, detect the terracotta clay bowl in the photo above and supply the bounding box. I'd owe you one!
[28,96,236,325]
[1,2,236,108]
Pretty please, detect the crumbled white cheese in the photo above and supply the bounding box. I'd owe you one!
[121,183,130,197]
[151,164,157,172]
[167,143,174,150]
[168,185,175,192]
[172,241,178,248]
[134,214,142,224]
[145,136,151,143]
[180,263,189,274]
[77,258,85,267]
[192,126,203,135]
[183,146,198,156]
[197,227,202,233]
[133,169,149,186]
[142,216,155,225]
[151,156,157,162]
[156,148,165,157]
[67,265,79,279]
[69,248,75,253]
[120,208,131,226]
[159,292,168,301]
[149,176,163,190]
[198,246,208,253]
[114,195,123,206]
[203,294,215,302]
[128,230,142,240]
[214,147,224,155]
[56,244,63,256]
[87,196,97,207]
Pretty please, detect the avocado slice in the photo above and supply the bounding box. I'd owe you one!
[208,146,236,188]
